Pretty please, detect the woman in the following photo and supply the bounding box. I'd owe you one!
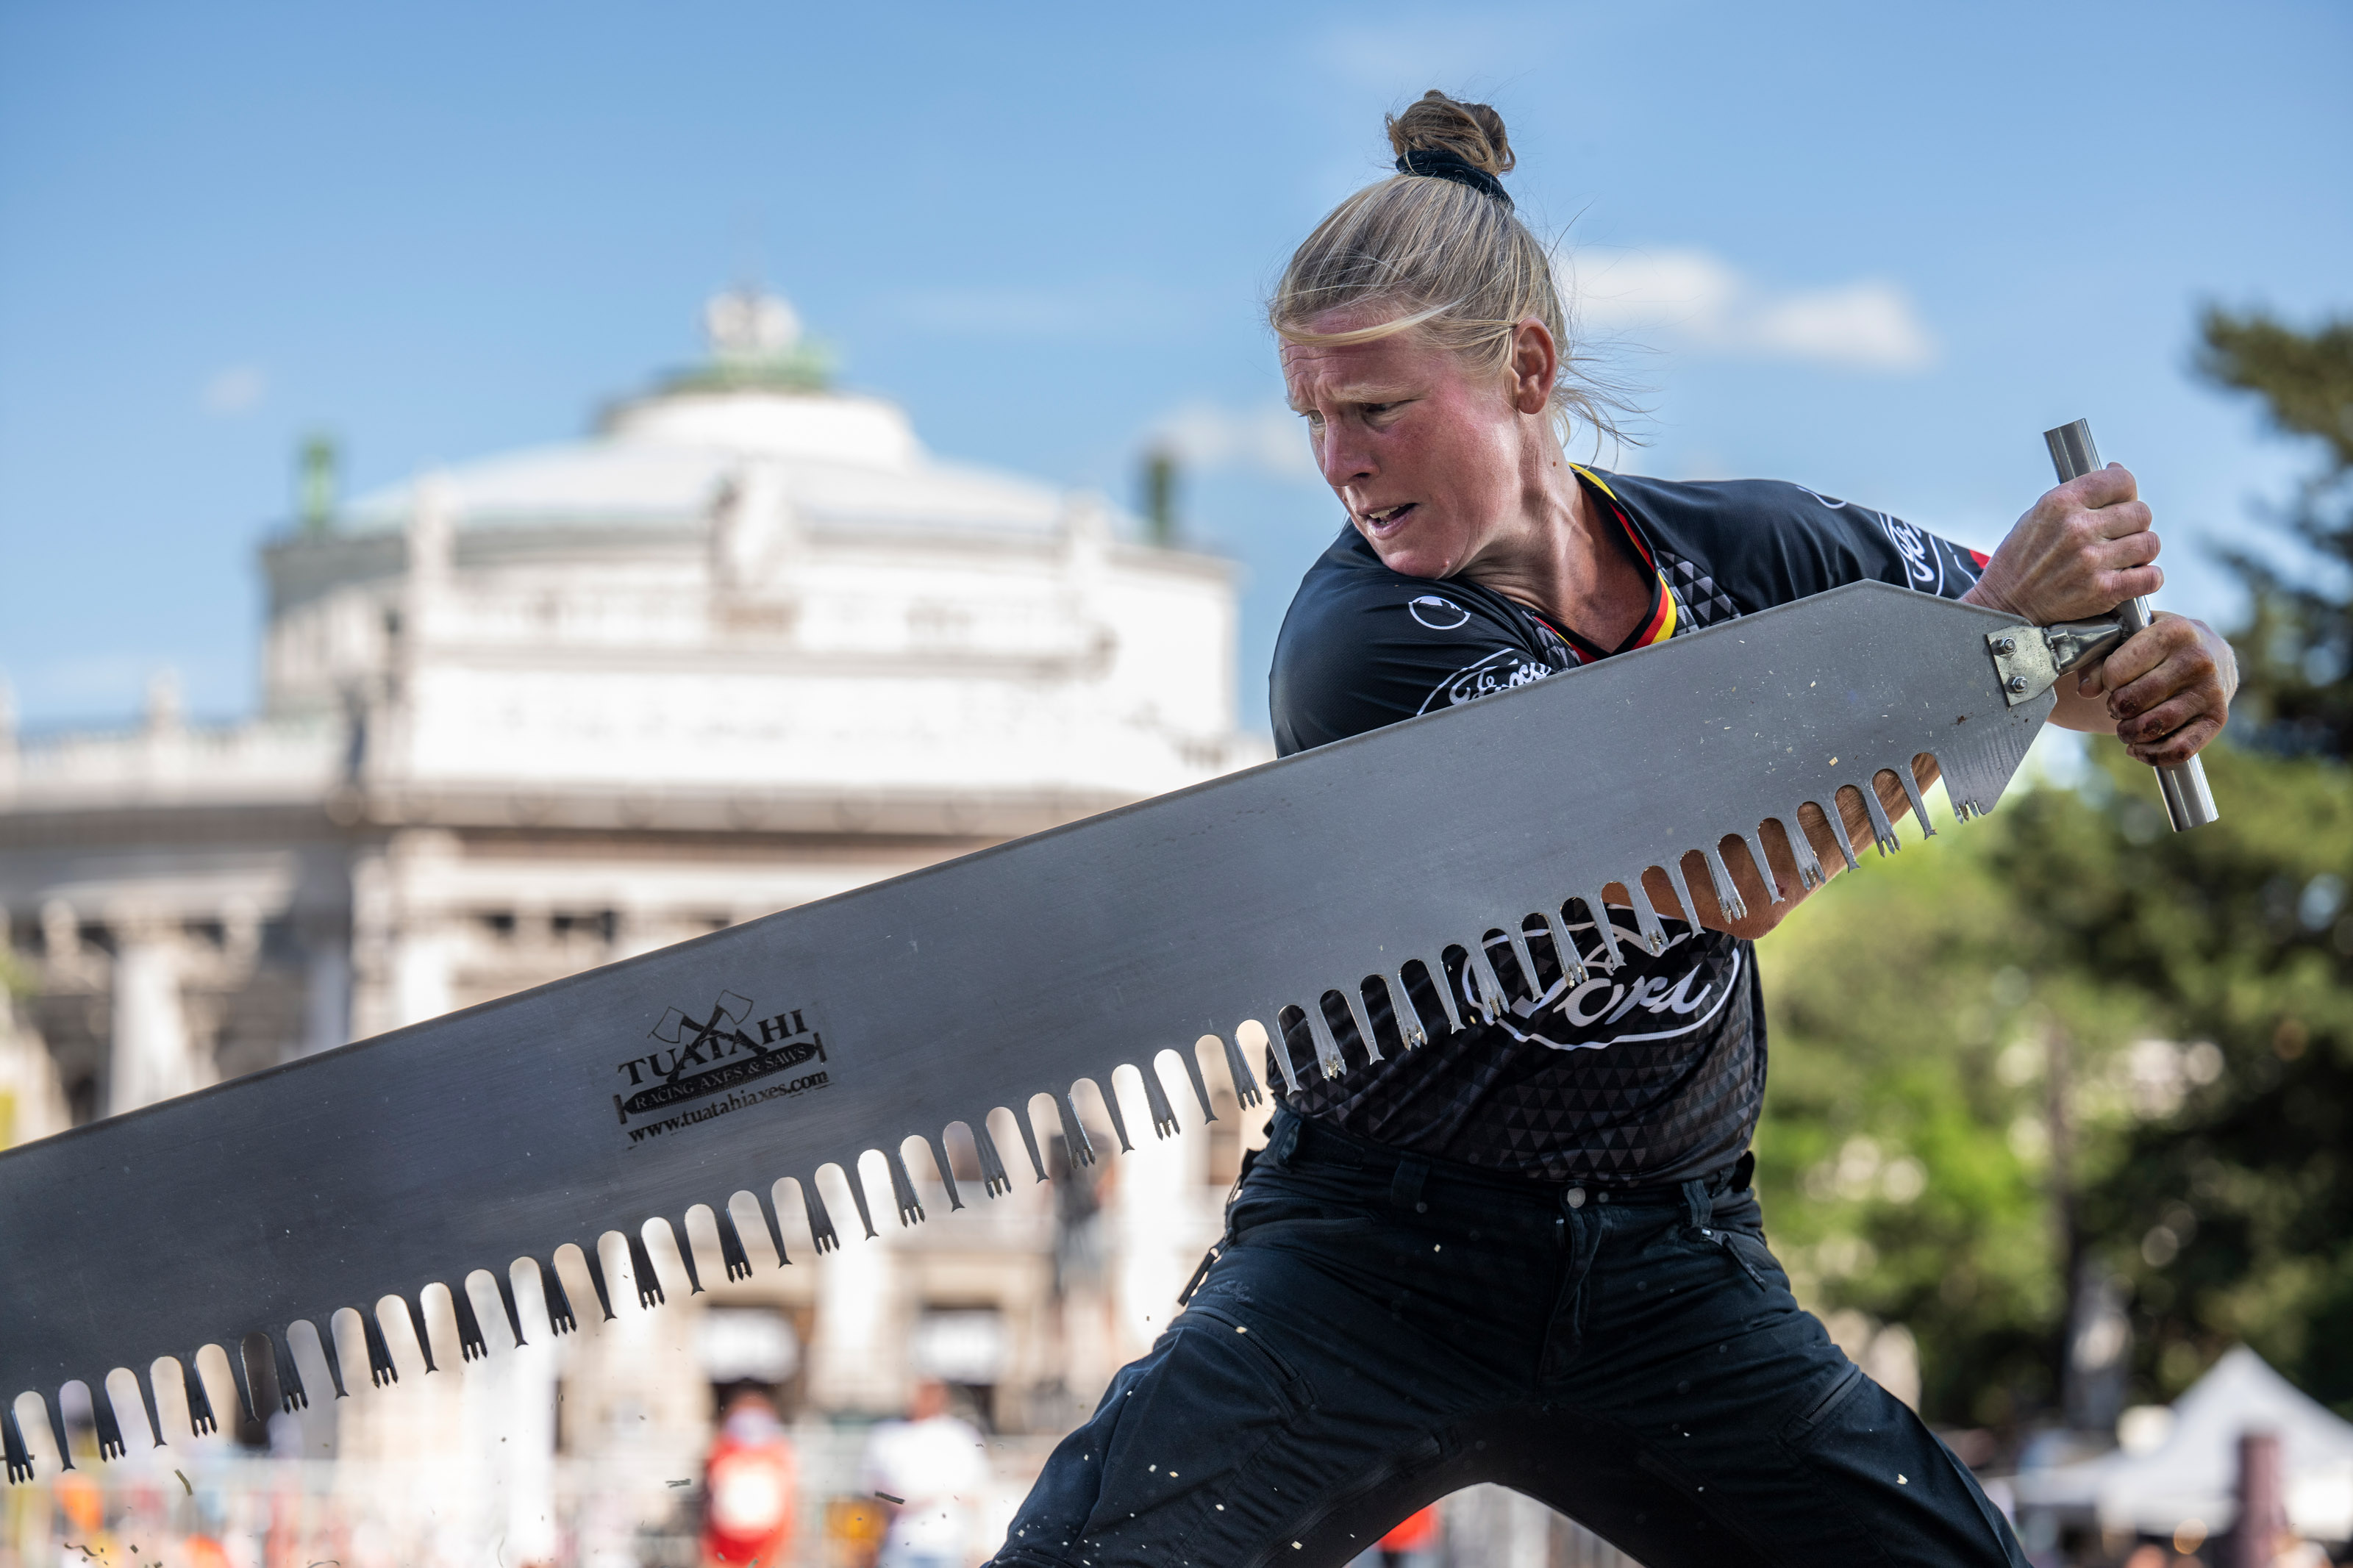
[993,93,2235,1568]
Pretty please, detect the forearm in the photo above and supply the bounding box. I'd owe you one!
[1621,759,1929,941]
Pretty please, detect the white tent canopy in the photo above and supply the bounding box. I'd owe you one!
[2012,1346,2353,1542]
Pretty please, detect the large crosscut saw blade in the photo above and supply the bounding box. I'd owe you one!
[0,581,2052,1473]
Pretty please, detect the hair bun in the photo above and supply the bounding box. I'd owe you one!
[1385,90,1514,178]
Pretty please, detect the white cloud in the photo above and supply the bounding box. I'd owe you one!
[199,364,268,415]
[1147,401,1318,481]
[1566,248,1938,373]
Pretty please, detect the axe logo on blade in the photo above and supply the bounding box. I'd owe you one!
[609,988,829,1128]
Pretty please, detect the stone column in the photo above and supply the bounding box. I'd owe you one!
[107,907,197,1116]
[391,925,457,1030]
[347,831,462,1038]
[1111,1070,1199,1365]
[809,1188,901,1414]
[299,912,352,1056]
[0,908,68,1148]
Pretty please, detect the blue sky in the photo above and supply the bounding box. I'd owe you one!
[2,1,2346,733]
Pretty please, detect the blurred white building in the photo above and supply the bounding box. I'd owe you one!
[0,293,1268,1556]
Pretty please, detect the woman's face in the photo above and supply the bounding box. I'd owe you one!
[1280,305,1534,581]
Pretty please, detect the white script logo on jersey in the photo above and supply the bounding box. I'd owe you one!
[1418,647,1557,715]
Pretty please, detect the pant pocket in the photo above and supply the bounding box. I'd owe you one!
[1777,1361,1865,1447]
[1079,1306,1313,1536]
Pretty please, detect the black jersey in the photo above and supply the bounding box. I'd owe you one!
[1267,467,1988,1183]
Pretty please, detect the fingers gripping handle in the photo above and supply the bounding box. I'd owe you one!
[2044,419,2219,831]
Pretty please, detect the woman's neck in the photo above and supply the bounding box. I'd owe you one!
[1454,448,1652,649]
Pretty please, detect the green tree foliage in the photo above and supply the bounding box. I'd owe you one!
[1755,308,2353,1427]
[1757,747,2353,1425]
[2198,308,2353,756]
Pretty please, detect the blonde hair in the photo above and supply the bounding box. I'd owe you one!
[1270,90,1624,450]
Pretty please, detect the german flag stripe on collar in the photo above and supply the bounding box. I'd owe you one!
[1563,465,1677,661]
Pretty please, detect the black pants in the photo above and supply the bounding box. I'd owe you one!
[992,1107,2027,1568]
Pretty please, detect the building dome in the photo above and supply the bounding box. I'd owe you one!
[338,287,1066,543]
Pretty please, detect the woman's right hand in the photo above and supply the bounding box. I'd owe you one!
[1963,462,2162,626]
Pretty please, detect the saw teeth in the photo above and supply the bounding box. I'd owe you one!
[1827,803,1862,871]
[885,1145,925,1227]
[1724,826,1773,903]
[1093,1079,1136,1153]
[580,1242,620,1322]
[1415,954,1458,1031]
[754,1191,792,1266]
[400,1295,440,1374]
[801,1181,840,1254]
[1897,762,1937,837]
[1466,943,1509,1020]
[1343,987,1384,1066]
[1304,1002,1347,1079]
[1140,1065,1179,1138]
[1700,845,1746,923]
[41,1394,71,1472]
[273,1330,308,1410]
[2,1406,30,1483]
[1011,1101,1050,1184]
[230,1337,263,1424]
[1619,881,1668,957]
[1661,859,1702,933]
[1578,891,1626,970]
[1785,808,1827,888]
[1177,1042,1218,1121]
[1386,971,1429,1050]
[137,1358,171,1437]
[90,1383,125,1461]
[715,1207,753,1281]
[1262,1014,1304,1093]
[361,1309,398,1387]
[1218,1031,1265,1108]
[1503,925,1540,1004]
[668,1220,705,1295]
[450,1282,489,1362]
[1541,912,1588,990]
[842,1164,881,1240]
[176,1353,217,1429]
[926,1135,965,1211]
[1861,776,1901,855]
[494,1269,530,1349]
[971,1118,1013,1197]
[1058,1093,1096,1169]
[535,1257,578,1335]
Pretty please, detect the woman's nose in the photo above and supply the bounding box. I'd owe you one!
[1319,428,1373,488]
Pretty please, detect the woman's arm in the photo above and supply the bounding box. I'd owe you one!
[1620,758,1930,942]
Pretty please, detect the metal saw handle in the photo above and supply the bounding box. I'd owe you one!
[2044,418,2219,831]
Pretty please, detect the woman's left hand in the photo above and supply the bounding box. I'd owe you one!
[2064,612,2238,764]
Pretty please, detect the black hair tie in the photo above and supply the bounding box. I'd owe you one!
[1395,148,1511,209]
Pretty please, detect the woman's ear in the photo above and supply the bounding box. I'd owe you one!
[1507,318,1557,416]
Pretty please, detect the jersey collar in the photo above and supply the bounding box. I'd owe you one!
[1544,466,1677,665]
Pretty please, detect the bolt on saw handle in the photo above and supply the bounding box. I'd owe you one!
[2044,418,2219,831]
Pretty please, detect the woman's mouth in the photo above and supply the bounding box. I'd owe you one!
[1361,502,1417,534]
